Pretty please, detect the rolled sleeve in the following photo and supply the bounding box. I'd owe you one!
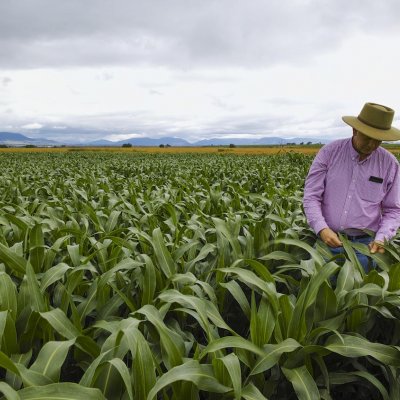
[375,162,400,242]
[303,147,330,235]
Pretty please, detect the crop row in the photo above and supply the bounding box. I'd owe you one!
[0,152,399,399]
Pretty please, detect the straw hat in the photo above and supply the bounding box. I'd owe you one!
[342,102,400,141]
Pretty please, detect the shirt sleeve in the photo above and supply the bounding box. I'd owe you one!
[375,161,400,242]
[303,146,330,235]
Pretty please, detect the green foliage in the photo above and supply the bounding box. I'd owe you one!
[0,151,399,399]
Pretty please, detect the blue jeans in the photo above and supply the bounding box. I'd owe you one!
[329,236,375,273]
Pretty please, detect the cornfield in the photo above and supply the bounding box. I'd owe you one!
[0,151,399,400]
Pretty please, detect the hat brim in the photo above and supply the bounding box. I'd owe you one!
[342,116,400,141]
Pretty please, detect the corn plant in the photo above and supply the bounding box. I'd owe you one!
[0,151,399,399]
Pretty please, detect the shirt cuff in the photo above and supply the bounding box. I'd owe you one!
[313,221,329,236]
[375,233,388,243]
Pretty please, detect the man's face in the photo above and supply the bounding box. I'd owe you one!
[352,130,382,157]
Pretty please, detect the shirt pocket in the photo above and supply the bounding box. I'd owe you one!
[358,179,385,203]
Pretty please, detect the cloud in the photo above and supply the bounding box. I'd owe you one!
[1,0,400,69]
[1,77,12,86]
[21,123,44,130]
[1,1,399,142]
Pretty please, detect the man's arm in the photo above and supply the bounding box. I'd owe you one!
[374,162,400,245]
[303,145,342,247]
[303,147,330,235]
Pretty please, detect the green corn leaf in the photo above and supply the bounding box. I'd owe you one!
[287,261,338,341]
[104,210,121,233]
[259,250,298,263]
[79,349,114,387]
[250,338,302,375]
[0,243,27,275]
[0,351,20,377]
[388,263,400,291]
[272,238,325,267]
[0,381,20,400]
[216,353,242,400]
[250,294,275,347]
[282,365,320,400]
[335,260,354,295]
[146,360,231,400]
[123,326,156,400]
[340,235,364,277]
[17,383,105,399]
[40,309,99,358]
[151,227,176,278]
[26,262,47,313]
[135,305,185,368]
[200,336,265,360]
[28,224,45,273]
[0,311,18,355]
[29,339,75,381]
[219,267,279,313]
[140,255,156,306]
[0,272,18,321]
[104,358,133,400]
[40,263,72,292]
[0,351,52,388]
[241,382,268,400]
[77,280,98,325]
[219,280,251,319]
[185,243,216,273]
[13,364,54,387]
[6,351,32,391]
[325,334,400,366]
[327,371,389,400]
[67,244,81,268]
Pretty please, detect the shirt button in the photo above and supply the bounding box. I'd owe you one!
[348,195,351,198]
[340,226,344,229]
[345,210,348,213]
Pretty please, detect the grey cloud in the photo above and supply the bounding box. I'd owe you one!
[2,105,343,143]
[1,77,12,86]
[1,0,399,69]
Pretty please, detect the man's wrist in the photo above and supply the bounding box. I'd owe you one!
[315,223,329,237]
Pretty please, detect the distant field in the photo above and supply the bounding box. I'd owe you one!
[0,145,320,154]
[1,144,400,155]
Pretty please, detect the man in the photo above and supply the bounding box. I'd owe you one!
[303,102,400,270]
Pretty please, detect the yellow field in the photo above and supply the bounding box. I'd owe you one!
[0,146,320,155]
[1,145,400,155]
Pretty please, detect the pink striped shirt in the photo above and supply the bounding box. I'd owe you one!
[303,138,400,242]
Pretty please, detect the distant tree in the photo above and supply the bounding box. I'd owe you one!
[306,141,312,145]
[122,143,132,148]
[159,144,165,148]
[0,144,8,148]
[166,144,171,147]
[300,142,304,145]
[25,144,37,148]
[229,143,236,148]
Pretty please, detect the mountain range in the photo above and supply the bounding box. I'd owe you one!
[0,131,328,147]
[0,132,58,146]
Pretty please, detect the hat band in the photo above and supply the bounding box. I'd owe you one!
[357,115,390,130]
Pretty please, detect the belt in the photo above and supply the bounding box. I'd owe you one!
[343,233,370,241]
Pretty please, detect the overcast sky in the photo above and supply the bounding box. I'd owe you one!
[1,0,400,143]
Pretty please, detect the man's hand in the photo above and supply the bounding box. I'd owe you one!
[369,240,385,254]
[319,228,342,247]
